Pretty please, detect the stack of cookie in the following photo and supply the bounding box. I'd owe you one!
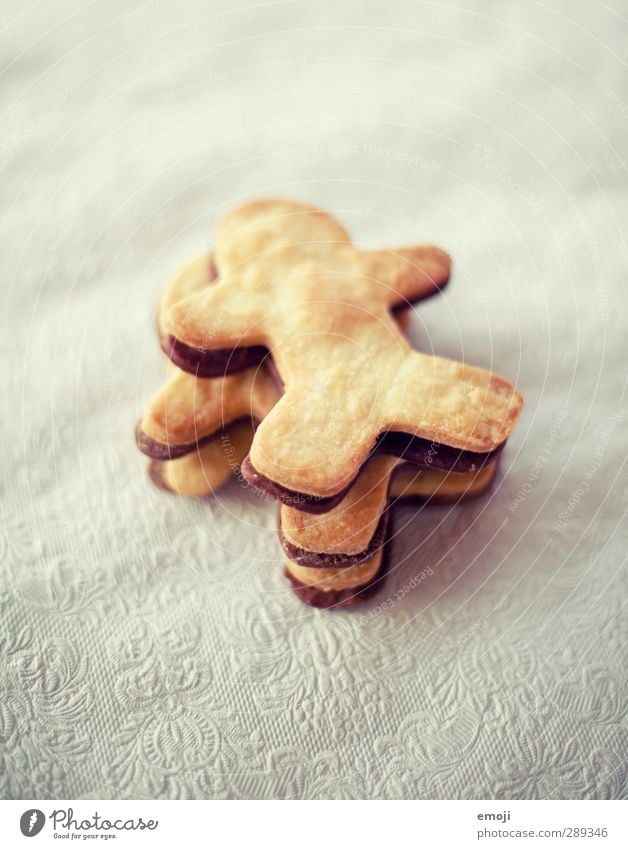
[136,200,523,608]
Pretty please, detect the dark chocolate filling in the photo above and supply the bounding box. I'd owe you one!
[240,455,352,513]
[136,417,254,460]
[277,456,498,568]
[241,437,504,513]
[375,431,502,474]
[278,510,388,569]
[147,459,168,491]
[136,421,217,460]
[163,336,269,378]
[158,251,268,375]
[163,279,445,379]
[285,539,390,609]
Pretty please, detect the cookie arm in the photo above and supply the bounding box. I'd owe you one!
[136,369,258,458]
[162,278,266,352]
[157,253,215,340]
[383,352,523,453]
[151,420,255,496]
[359,245,451,307]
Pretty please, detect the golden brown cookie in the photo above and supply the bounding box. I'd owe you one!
[284,545,386,609]
[148,420,254,497]
[283,458,500,607]
[151,431,499,572]
[279,454,500,568]
[162,199,521,501]
[139,239,422,470]
[139,250,281,460]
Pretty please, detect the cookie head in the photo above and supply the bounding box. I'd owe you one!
[214,199,352,275]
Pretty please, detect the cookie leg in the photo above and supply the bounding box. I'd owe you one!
[148,420,254,497]
[284,546,387,609]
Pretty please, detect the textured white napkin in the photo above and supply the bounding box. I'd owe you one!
[1,0,626,799]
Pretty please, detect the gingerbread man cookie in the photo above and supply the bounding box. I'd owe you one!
[162,199,521,501]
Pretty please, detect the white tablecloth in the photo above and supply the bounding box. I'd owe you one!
[1,0,626,800]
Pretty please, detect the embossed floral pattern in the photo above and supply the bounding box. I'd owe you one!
[1,0,626,802]
[0,620,93,799]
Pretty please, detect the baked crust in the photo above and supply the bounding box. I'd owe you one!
[148,421,254,497]
[279,457,500,567]
[284,545,387,609]
[160,199,521,499]
[282,461,499,606]
[137,200,522,608]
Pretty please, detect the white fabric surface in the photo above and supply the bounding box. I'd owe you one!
[1,0,626,800]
